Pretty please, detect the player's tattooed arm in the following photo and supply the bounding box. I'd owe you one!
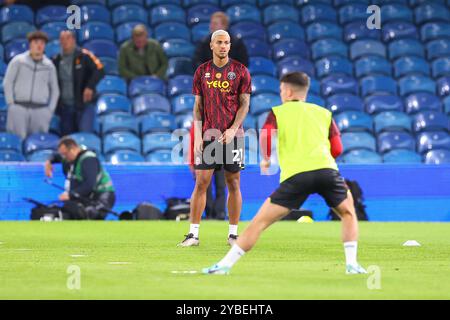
[193,95,204,152]
[231,93,250,130]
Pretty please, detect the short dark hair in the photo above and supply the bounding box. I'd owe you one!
[58,136,79,149]
[280,72,310,91]
[27,30,49,43]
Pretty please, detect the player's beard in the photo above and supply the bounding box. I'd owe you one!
[214,51,228,61]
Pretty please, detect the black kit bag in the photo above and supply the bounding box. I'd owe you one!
[133,202,163,220]
[164,197,190,220]
[328,179,368,221]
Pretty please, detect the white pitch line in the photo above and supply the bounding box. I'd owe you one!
[108,262,132,265]
[171,270,198,274]
[70,254,87,258]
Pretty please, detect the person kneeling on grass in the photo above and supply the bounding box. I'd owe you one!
[202,72,367,275]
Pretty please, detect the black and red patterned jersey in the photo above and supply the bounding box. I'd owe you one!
[192,59,252,134]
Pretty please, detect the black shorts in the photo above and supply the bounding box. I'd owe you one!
[194,137,245,173]
[270,169,348,209]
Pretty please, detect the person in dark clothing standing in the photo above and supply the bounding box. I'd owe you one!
[52,31,104,136]
[45,137,115,220]
[193,11,249,68]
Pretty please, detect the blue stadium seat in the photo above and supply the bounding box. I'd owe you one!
[103,132,141,154]
[100,57,119,75]
[415,3,450,25]
[360,75,397,96]
[272,39,309,61]
[267,22,305,43]
[438,77,450,97]
[145,0,182,7]
[344,21,381,42]
[73,0,107,4]
[259,0,294,7]
[70,132,102,154]
[409,0,446,7]
[417,131,450,154]
[249,57,277,77]
[355,56,391,78]
[413,111,449,133]
[388,39,425,60]
[162,39,195,58]
[101,113,139,135]
[316,56,353,78]
[424,149,450,164]
[230,22,266,41]
[107,150,145,163]
[432,58,450,79]
[310,78,320,95]
[333,0,370,6]
[150,4,186,26]
[243,114,256,130]
[80,4,111,23]
[84,40,118,59]
[172,94,194,114]
[306,94,325,106]
[109,0,145,8]
[97,94,132,114]
[381,4,413,23]
[0,77,3,93]
[36,5,67,26]
[342,149,383,164]
[145,149,174,164]
[374,111,412,133]
[365,94,404,114]
[327,93,364,114]
[0,150,25,162]
[338,3,368,25]
[226,4,261,24]
[221,0,257,8]
[341,132,376,152]
[311,39,348,60]
[28,149,57,162]
[97,75,127,95]
[140,112,177,134]
[421,22,450,42]
[0,5,34,25]
[263,4,299,25]
[168,75,193,97]
[128,76,166,97]
[394,56,430,78]
[306,22,342,42]
[142,132,178,154]
[45,40,61,59]
[187,4,220,26]
[79,22,115,43]
[382,149,422,163]
[251,75,280,95]
[382,22,418,42]
[398,75,435,96]
[243,38,271,58]
[176,113,193,129]
[250,93,282,115]
[426,39,450,60]
[377,131,415,153]
[334,111,373,133]
[350,40,386,60]
[0,110,6,131]
[41,22,69,41]
[277,56,315,77]
[23,133,59,155]
[154,22,190,42]
[115,21,147,44]
[0,94,5,110]
[321,74,358,97]
[167,57,194,78]
[301,4,337,25]
[1,22,35,44]
[191,23,209,43]
[0,61,7,76]
[0,132,22,153]
[133,93,171,114]
[405,93,442,114]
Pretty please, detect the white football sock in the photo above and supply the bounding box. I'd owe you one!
[217,244,245,268]
[229,224,238,236]
[343,241,358,265]
[189,224,200,238]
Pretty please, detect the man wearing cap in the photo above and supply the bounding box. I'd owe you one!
[4,31,59,139]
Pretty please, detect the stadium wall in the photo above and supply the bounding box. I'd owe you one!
[0,164,449,222]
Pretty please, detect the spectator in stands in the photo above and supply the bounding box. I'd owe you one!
[118,24,168,81]
[193,11,249,68]
[53,30,105,136]
[4,31,59,139]
[45,136,116,220]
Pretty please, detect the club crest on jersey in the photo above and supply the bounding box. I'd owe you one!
[227,72,236,80]
[215,73,222,79]
[205,72,211,78]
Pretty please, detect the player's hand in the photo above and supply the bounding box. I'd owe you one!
[59,192,70,201]
[83,88,94,103]
[44,160,53,178]
[260,158,271,174]
[218,128,237,144]
[194,135,203,154]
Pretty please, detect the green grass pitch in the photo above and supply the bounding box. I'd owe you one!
[0,221,449,300]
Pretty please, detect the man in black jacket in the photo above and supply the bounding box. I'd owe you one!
[53,31,104,136]
[193,11,249,68]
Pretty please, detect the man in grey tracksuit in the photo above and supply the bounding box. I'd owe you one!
[3,31,59,139]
